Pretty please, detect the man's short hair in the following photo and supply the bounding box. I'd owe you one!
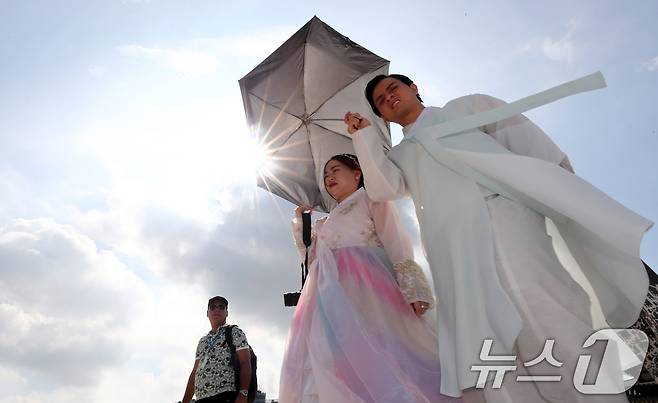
[365,74,423,117]
[208,295,228,308]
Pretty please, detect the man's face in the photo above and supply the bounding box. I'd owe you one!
[372,77,421,123]
[207,302,228,325]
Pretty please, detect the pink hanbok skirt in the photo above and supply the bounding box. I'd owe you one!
[279,242,460,403]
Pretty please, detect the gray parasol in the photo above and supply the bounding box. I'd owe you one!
[239,16,391,212]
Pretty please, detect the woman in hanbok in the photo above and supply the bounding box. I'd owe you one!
[278,154,460,403]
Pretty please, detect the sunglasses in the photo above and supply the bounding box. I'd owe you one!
[208,303,226,311]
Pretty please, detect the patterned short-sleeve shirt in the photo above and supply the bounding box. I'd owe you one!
[194,324,249,400]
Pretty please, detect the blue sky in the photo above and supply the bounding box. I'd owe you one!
[1,1,657,402]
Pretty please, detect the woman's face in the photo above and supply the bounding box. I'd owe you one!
[323,159,361,203]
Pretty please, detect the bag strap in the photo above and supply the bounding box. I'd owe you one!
[301,211,312,287]
[224,325,236,351]
[224,325,234,346]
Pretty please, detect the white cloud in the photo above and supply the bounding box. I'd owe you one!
[540,35,576,63]
[206,25,297,58]
[0,219,151,386]
[640,56,658,72]
[0,365,29,396]
[117,44,221,75]
[116,25,296,76]
[0,219,149,319]
[518,20,580,64]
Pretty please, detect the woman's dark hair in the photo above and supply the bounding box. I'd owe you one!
[365,73,423,117]
[324,153,364,190]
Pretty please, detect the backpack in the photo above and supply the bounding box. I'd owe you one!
[224,325,258,403]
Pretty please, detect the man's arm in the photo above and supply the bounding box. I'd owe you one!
[344,112,407,201]
[235,348,251,402]
[182,359,199,403]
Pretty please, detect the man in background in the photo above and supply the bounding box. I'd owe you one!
[182,296,252,403]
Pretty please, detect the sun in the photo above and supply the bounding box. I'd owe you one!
[215,132,277,186]
[246,139,277,180]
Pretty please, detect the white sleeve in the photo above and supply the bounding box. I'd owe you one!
[352,125,407,201]
[472,94,568,165]
[368,198,435,306]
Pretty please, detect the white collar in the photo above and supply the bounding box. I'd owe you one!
[332,187,364,211]
[402,106,439,137]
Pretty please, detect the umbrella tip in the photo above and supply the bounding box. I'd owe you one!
[306,15,321,27]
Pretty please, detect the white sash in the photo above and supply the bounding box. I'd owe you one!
[418,71,606,140]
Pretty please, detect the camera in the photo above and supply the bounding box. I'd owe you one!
[283,291,301,307]
[284,211,312,308]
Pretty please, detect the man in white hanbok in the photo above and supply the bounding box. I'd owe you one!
[343,74,653,403]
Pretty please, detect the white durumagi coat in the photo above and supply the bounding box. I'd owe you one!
[352,95,652,398]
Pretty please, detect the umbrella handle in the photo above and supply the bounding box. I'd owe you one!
[301,212,312,287]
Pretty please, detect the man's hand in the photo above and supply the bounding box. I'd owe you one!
[234,393,248,403]
[344,112,371,134]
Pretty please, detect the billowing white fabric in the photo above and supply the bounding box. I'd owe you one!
[463,196,629,403]
[352,94,652,397]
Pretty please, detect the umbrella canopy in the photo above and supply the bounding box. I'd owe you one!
[239,16,391,212]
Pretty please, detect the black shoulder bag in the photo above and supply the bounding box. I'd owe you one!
[225,325,258,403]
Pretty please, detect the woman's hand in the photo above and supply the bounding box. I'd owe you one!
[411,301,432,317]
[295,206,313,219]
[343,112,371,135]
